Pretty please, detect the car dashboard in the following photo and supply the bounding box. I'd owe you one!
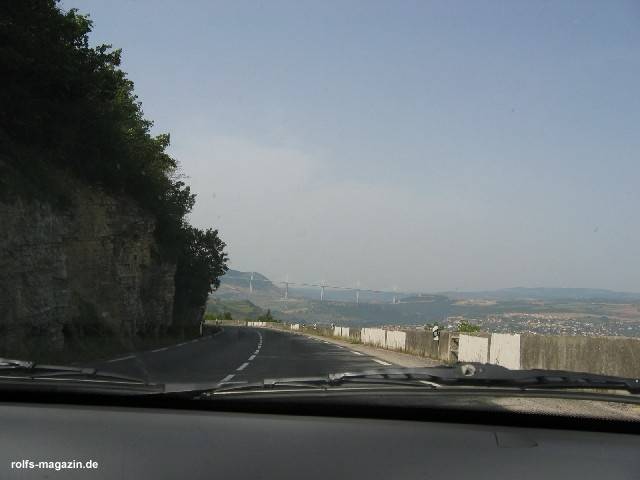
[1,400,639,479]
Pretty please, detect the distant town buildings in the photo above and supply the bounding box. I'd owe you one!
[449,313,640,337]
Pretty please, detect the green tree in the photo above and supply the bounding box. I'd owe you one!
[0,0,198,241]
[457,320,481,333]
[257,309,276,323]
[1,1,228,331]
[173,227,228,328]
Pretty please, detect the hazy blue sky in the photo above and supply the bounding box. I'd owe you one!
[64,0,640,292]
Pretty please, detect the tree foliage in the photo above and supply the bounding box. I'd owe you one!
[173,227,228,323]
[0,0,228,324]
[457,320,481,333]
[257,309,277,323]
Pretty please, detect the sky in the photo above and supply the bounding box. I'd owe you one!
[64,0,640,292]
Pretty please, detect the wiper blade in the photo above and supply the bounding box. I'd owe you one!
[209,364,640,395]
[427,363,640,393]
[0,357,147,384]
[210,371,441,395]
[0,358,34,369]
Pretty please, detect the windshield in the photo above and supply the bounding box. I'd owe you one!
[1,0,639,421]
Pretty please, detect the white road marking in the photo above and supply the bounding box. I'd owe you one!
[373,359,392,366]
[254,350,259,355]
[350,351,364,356]
[236,362,249,371]
[248,354,256,360]
[151,347,168,353]
[176,342,187,347]
[220,374,235,383]
[220,380,247,385]
[107,355,134,363]
[419,380,440,387]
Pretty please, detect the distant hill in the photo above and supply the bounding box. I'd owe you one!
[287,286,404,304]
[213,270,640,329]
[216,269,283,298]
[440,287,640,302]
[205,298,267,320]
[399,294,450,303]
[216,270,411,303]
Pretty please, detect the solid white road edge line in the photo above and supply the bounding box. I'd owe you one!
[106,355,135,363]
[373,359,392,366]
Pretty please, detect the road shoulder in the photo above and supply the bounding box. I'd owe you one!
[290,330,443,368]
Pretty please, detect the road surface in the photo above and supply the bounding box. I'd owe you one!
[90,326,640,420]
[91,326,393,385]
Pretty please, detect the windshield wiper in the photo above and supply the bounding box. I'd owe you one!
[0,357,147,384]
[208,364,640,396]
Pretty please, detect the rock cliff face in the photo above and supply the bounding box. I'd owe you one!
[0,178,176,357]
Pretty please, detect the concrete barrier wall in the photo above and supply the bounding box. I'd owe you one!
[317,326,334,337]
[458,335,489,363]
[386,330,406,351]
[520,334,640,378]
[349,327,361,342]
[243,322,640,377]
[213,319,245,326]
[361,328,386,348]
[490,333,521,370]
[405,330,428,357]
[333,326,350,338]
[267,322,287,331]
[438,332,453,362]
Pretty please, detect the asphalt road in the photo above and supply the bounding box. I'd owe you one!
[89,326,640,420]
[91,326,393,385]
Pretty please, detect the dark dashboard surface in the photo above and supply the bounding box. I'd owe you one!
[1,402,638,479]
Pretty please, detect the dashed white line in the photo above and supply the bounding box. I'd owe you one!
[176,342,187,347]
[220,330,261,380]
[350,351,364,356]
[373,359,393,366]
[151,347,168,353]
[107,355,134,363]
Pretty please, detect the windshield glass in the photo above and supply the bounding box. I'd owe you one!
[1,0,639,420]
